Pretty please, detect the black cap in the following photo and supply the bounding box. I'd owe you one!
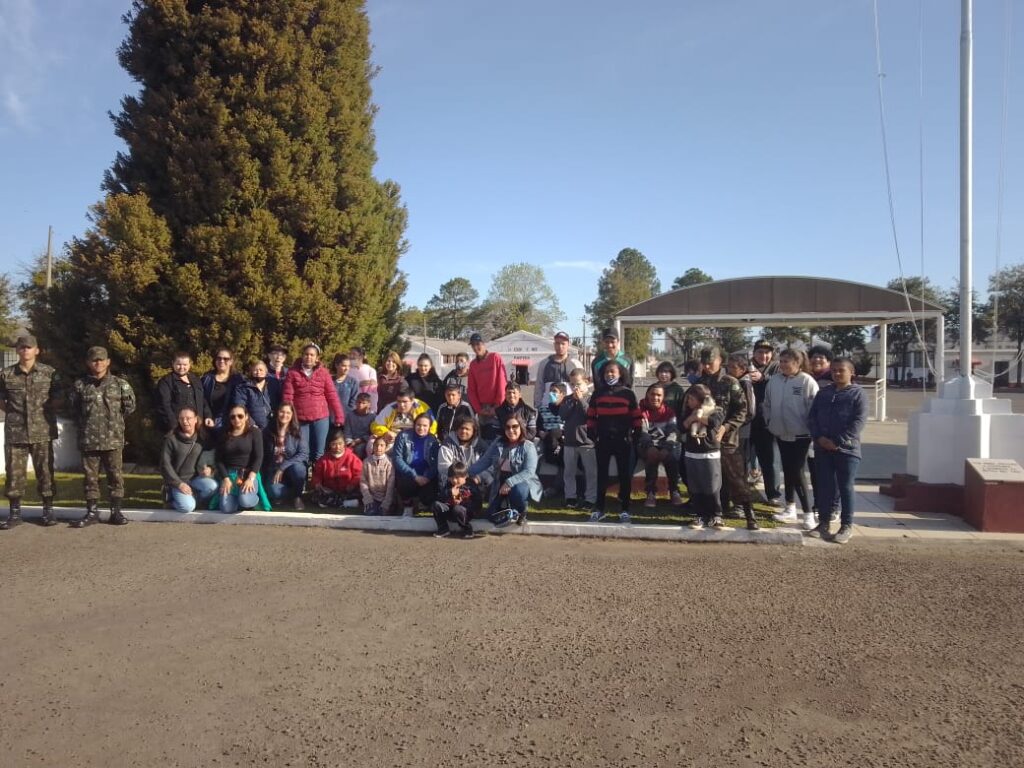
[553,331,570,342]
[601,328,618,341]
[752,339,773,352]
[699,346,722,363]
[469,332,484,344]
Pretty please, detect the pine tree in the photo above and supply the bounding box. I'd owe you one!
[586,248,661,362]
[24,0,407,417]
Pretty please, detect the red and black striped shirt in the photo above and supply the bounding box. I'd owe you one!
[586,385,642,438]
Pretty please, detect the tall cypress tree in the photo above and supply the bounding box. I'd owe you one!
[26,0,406,394]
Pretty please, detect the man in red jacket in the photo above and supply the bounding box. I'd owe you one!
[467,332,507,442]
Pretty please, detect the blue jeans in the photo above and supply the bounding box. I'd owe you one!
[489,482,530,517]
[266,463,307,503]
[300,417,331,463]
[814,450,861,527]
[168,476,219,513]
[220,489,261,514]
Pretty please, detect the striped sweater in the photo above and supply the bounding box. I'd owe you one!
[585,385,642,438]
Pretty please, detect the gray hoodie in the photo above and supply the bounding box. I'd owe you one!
[764,372,818,442]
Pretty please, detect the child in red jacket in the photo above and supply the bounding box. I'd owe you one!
[311,432,363,509]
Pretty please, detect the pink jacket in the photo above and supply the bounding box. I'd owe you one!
[468,352,508,412]
[282,362,345,424]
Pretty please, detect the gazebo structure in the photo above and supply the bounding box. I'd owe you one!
[613,276,947,421]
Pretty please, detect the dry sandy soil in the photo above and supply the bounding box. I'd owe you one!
[1,523,1022,768]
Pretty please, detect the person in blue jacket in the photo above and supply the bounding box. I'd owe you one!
[392,413,440,516]
[262,403,310,510]
[468,413,542,525]
[233,359,282,431]
[807,358,867,544]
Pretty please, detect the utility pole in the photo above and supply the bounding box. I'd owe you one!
[958,0,974,397]
[580,314,588,370]
[45,226,53,289]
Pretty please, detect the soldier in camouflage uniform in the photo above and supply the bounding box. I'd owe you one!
[0,335,61,529]
[68,346,137,527]
[697,346,759,531]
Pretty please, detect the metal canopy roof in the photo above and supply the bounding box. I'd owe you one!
[614,276,946,328]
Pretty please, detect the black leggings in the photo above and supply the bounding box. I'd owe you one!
[776,437,811,514]
[596,436,633,511]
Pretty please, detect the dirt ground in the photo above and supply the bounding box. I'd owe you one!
[1,524,1022,768]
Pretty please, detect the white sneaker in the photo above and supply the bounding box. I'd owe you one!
[772,504,798,523]
[402,506,413,518]
[801,511,817,530]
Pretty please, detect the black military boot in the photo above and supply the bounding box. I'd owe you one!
[0,499,22,530]
[39,497,59,527]
[71,501,99,529]
[109,500,128,526]
[743,504,760,531]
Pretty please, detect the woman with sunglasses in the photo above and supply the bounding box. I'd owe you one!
[214,406,271,512]
[201,347,245,431]
[468,414,542,525]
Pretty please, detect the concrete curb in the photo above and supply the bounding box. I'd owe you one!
[10,505,805,545]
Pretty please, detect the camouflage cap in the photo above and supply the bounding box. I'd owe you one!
[15,334,38,349]
[86,346,109,361]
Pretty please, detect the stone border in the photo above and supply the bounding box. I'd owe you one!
[11,505,804,545]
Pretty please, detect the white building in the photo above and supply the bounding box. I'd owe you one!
[487,330,582,384]
[401,336,472,377]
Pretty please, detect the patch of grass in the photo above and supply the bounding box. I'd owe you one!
[2,474,783,528]
[1,473,165,508]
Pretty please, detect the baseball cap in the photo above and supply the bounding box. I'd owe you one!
[469,333,484,344]
[87,346,109,361]
[601,328,618,341]
[15,335,37,349]
[553,331,570,342]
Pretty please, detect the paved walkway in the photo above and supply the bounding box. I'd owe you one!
[13,485,1024,546]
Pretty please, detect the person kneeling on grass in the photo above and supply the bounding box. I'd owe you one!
[680,384,726,530]
[311,431,363,509]
[262,403,309,511]
[432,461,482,538]
[214,406,271,513]
[468,415,541,526]
[393,414,440,517]
[160,406,218,513]
[360,437,396,516]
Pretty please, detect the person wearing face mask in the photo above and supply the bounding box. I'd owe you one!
[442,352,470,397]
[405,353,444,413]
[537,382,567,465]
[495,381,538,441]
[532,331,583,409]
[232,359,281,431]
[590,328,634,391]
[586,361,642,523]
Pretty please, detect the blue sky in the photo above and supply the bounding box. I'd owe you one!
[1,0,1021,338]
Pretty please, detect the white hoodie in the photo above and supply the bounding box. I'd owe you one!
[764,372,818,442]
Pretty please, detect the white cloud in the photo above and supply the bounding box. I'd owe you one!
[549,260,604,274]
[0,0,40,128]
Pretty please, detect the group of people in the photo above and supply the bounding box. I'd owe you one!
[0,327,867,543]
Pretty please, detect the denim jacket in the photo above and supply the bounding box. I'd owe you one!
[468,439,542,504]
[808,383,868,458]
